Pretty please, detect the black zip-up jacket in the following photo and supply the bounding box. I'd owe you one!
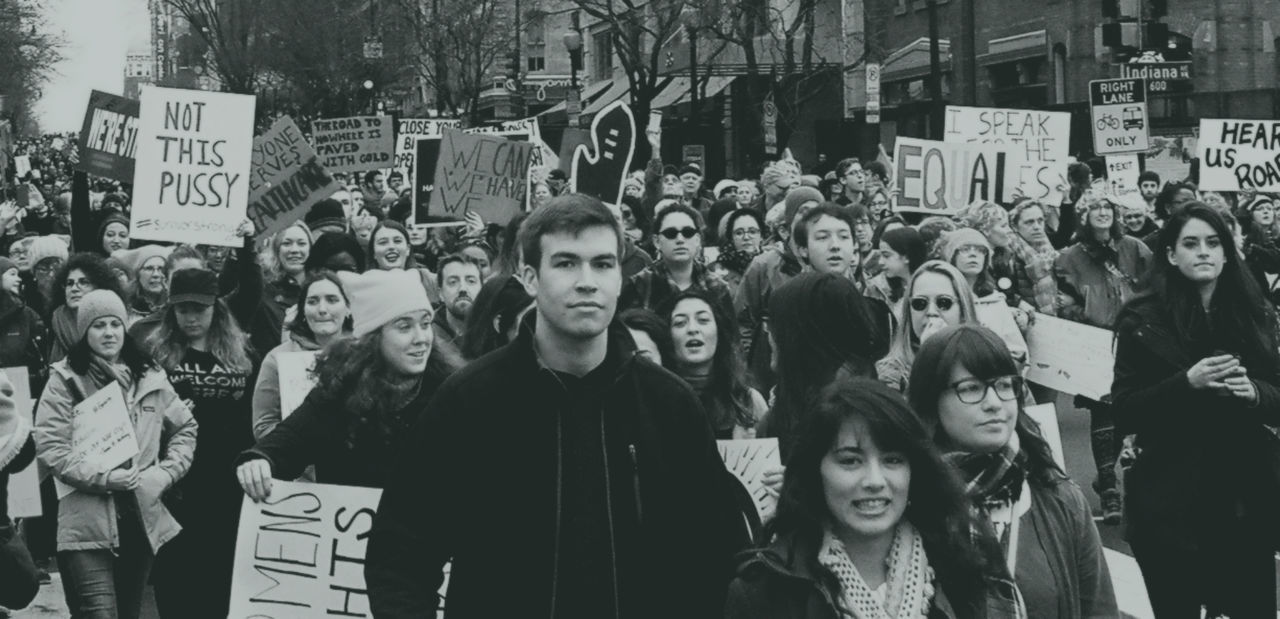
[366,318,749,618]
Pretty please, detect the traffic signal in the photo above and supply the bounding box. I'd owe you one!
[1146,22,1169,48]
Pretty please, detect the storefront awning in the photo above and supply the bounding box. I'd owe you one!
[651,76,736,109]
[537,79,615,116]
[883,37,951,82]
[582,79,631,115]
[978,30,1048,65]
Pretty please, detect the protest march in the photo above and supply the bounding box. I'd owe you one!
[4,1,1280,618]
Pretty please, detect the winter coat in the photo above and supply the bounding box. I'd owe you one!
[250,332,322,441]
[239,371,445,489]
[1052,236,1151,329]
[620,238,654,280]
[365,318,748,619]
[724,531,1023,619]
[1014,481,1119,619]
[0,291,48,394]
[1112,296,1280,553]
[734,247,803,391]
[620,260,735,317]
[33,362,197,553]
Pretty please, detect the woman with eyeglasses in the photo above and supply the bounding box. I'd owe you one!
[1052,191,1152,524]
[876,261,979,395]
[47,253,128,363]
[942,228,1029,367]
[620,204,734,316]
[1008,201,1060,316]
[716,209,765,294]
[1113,204,1280,617]
[1238,195,1280,301]
[26,236,69,319]
[866,187,893,222]
[909,324,1117,618]
[112,245,174,322]
[726,375,1023,619]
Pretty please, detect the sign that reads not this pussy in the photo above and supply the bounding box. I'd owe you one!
[131,87,256,247]
[311,116,394,175]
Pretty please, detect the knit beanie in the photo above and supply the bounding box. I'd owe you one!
[97,212,130,242]
[27,236,69,269]
[305,198,347,232]
[0,257,16,277]
[941,227,993,263]
[75,289,128,339]
[713,179,738,198]
[168,268,218,306]
[783,187,825,228]
[337,269,431,338]
[760,162,798,195]
[112,245,173,277]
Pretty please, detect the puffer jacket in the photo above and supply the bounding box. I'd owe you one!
[34,362,197,553]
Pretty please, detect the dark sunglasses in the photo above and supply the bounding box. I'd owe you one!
[909,295,956,312]
[660,227,699,240]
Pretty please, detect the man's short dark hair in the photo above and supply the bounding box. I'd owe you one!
[388,171,404,181]
[363,170,383,185]
[436,253,482,288]
[835,158,863,178]
[864,160,889,183]
[652,204,705,235]
[1138,170,1161,185]
[1067,161,1092,186]
[518,193,622,270]
[793,204,856,249]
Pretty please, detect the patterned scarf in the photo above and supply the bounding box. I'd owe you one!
[945,435,1027,542]
[717,242,760,278]
[818,522,935,619]
[1008,234,1058,315]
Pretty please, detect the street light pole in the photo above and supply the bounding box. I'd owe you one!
[563,24,583,127]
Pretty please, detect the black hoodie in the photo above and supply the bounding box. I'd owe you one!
[366,316,749,618]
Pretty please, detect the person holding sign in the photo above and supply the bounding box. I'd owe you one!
[726,376,1021,618]
[1112,204,1280,617]
[236,268,462,495]
[33,289,196,619]
[910,325,1116,617]
[249,272,352,441]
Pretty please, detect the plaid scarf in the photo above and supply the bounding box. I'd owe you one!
[1008,234,1058,316]
[945,438,1027,536]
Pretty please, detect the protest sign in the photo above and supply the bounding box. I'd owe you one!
[278,351,319,419]
[228,481,381,618]
[1023,403,1064,469]
[1197,119,1280,192]
[1105,154,1141,195]
[4,367,38,518]
[1026,313,1115,401]
[53,382,139,499]
[892,137,1021,214]
[395,118,461,182]
[13,155,31,179]
[247,117,340,238]
[131,87,255,247]
[312,116,394,175]
[570,100,636,205]
[76,90,141,183]
[718,438,782,521]
[944,106,1070,204]
[427,129,533,226]
[412,137,446,225]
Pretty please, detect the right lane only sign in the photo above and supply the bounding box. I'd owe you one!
[1090,78,1149,156]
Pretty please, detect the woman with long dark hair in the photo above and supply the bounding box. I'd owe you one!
[910,324,1116,617]
[659,290,765,439]
[35,290,196,619]
[145,268,259,619]
[864,226,925,322]
[250,272,352,441]
[236,269,462,493]
[367,220,442,304]
[458,274,533,361]
[726,376,1021,618]
[1113,203,1280,617]
[47,253,127,363]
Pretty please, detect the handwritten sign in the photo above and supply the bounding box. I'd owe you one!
[892,137,1022,214]
[1197,119,1280,192]
[278,351,319,419]
[4,367,38,518]
[945,106,1070,205]
[1026,313,1115,400]
[718,438,782,521]
[228,481,381,618]
[570,100,636,206]
[395,118,460,183]
[311,116,394,175]
[76,90,141,183]
[13,155,31,179]
[53,382,139,499]
[247,117,341,238]
[427,129,533,226]
[131,87,255,247]
[1023,403,1064,469]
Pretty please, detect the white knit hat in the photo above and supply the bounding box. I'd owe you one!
[337,269,431,338]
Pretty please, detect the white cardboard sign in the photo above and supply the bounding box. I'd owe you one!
[944,106,1070,205]
[278,351,319,419]
[1025,313,1115,401]
[1196,119,1280,192]
[718,438,782,522]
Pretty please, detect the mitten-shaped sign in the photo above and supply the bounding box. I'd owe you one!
[570,101,635,205]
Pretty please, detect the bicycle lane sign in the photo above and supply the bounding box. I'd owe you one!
[1090,78,1149,156]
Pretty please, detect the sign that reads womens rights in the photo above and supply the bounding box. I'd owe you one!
[892,137,1021,214]
[76,90,141,182]
[228,481,381,618]
[427,129,533,226]
[1197,119,1280,192]
[944,106,1070,205]
[247,117,340,238]
[131,87,255,247]
[311,116,394,175]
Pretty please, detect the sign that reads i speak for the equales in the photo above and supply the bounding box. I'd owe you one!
[1089,78,1149,156]
[131,87,256,247]
[892,137,1022,214]
[944,106,1071,205]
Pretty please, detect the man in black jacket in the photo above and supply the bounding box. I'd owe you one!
[366,194,747,618]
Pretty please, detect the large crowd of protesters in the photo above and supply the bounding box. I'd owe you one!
[0,120,1278,619]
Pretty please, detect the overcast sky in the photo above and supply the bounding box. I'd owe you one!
[38,0,150,132]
